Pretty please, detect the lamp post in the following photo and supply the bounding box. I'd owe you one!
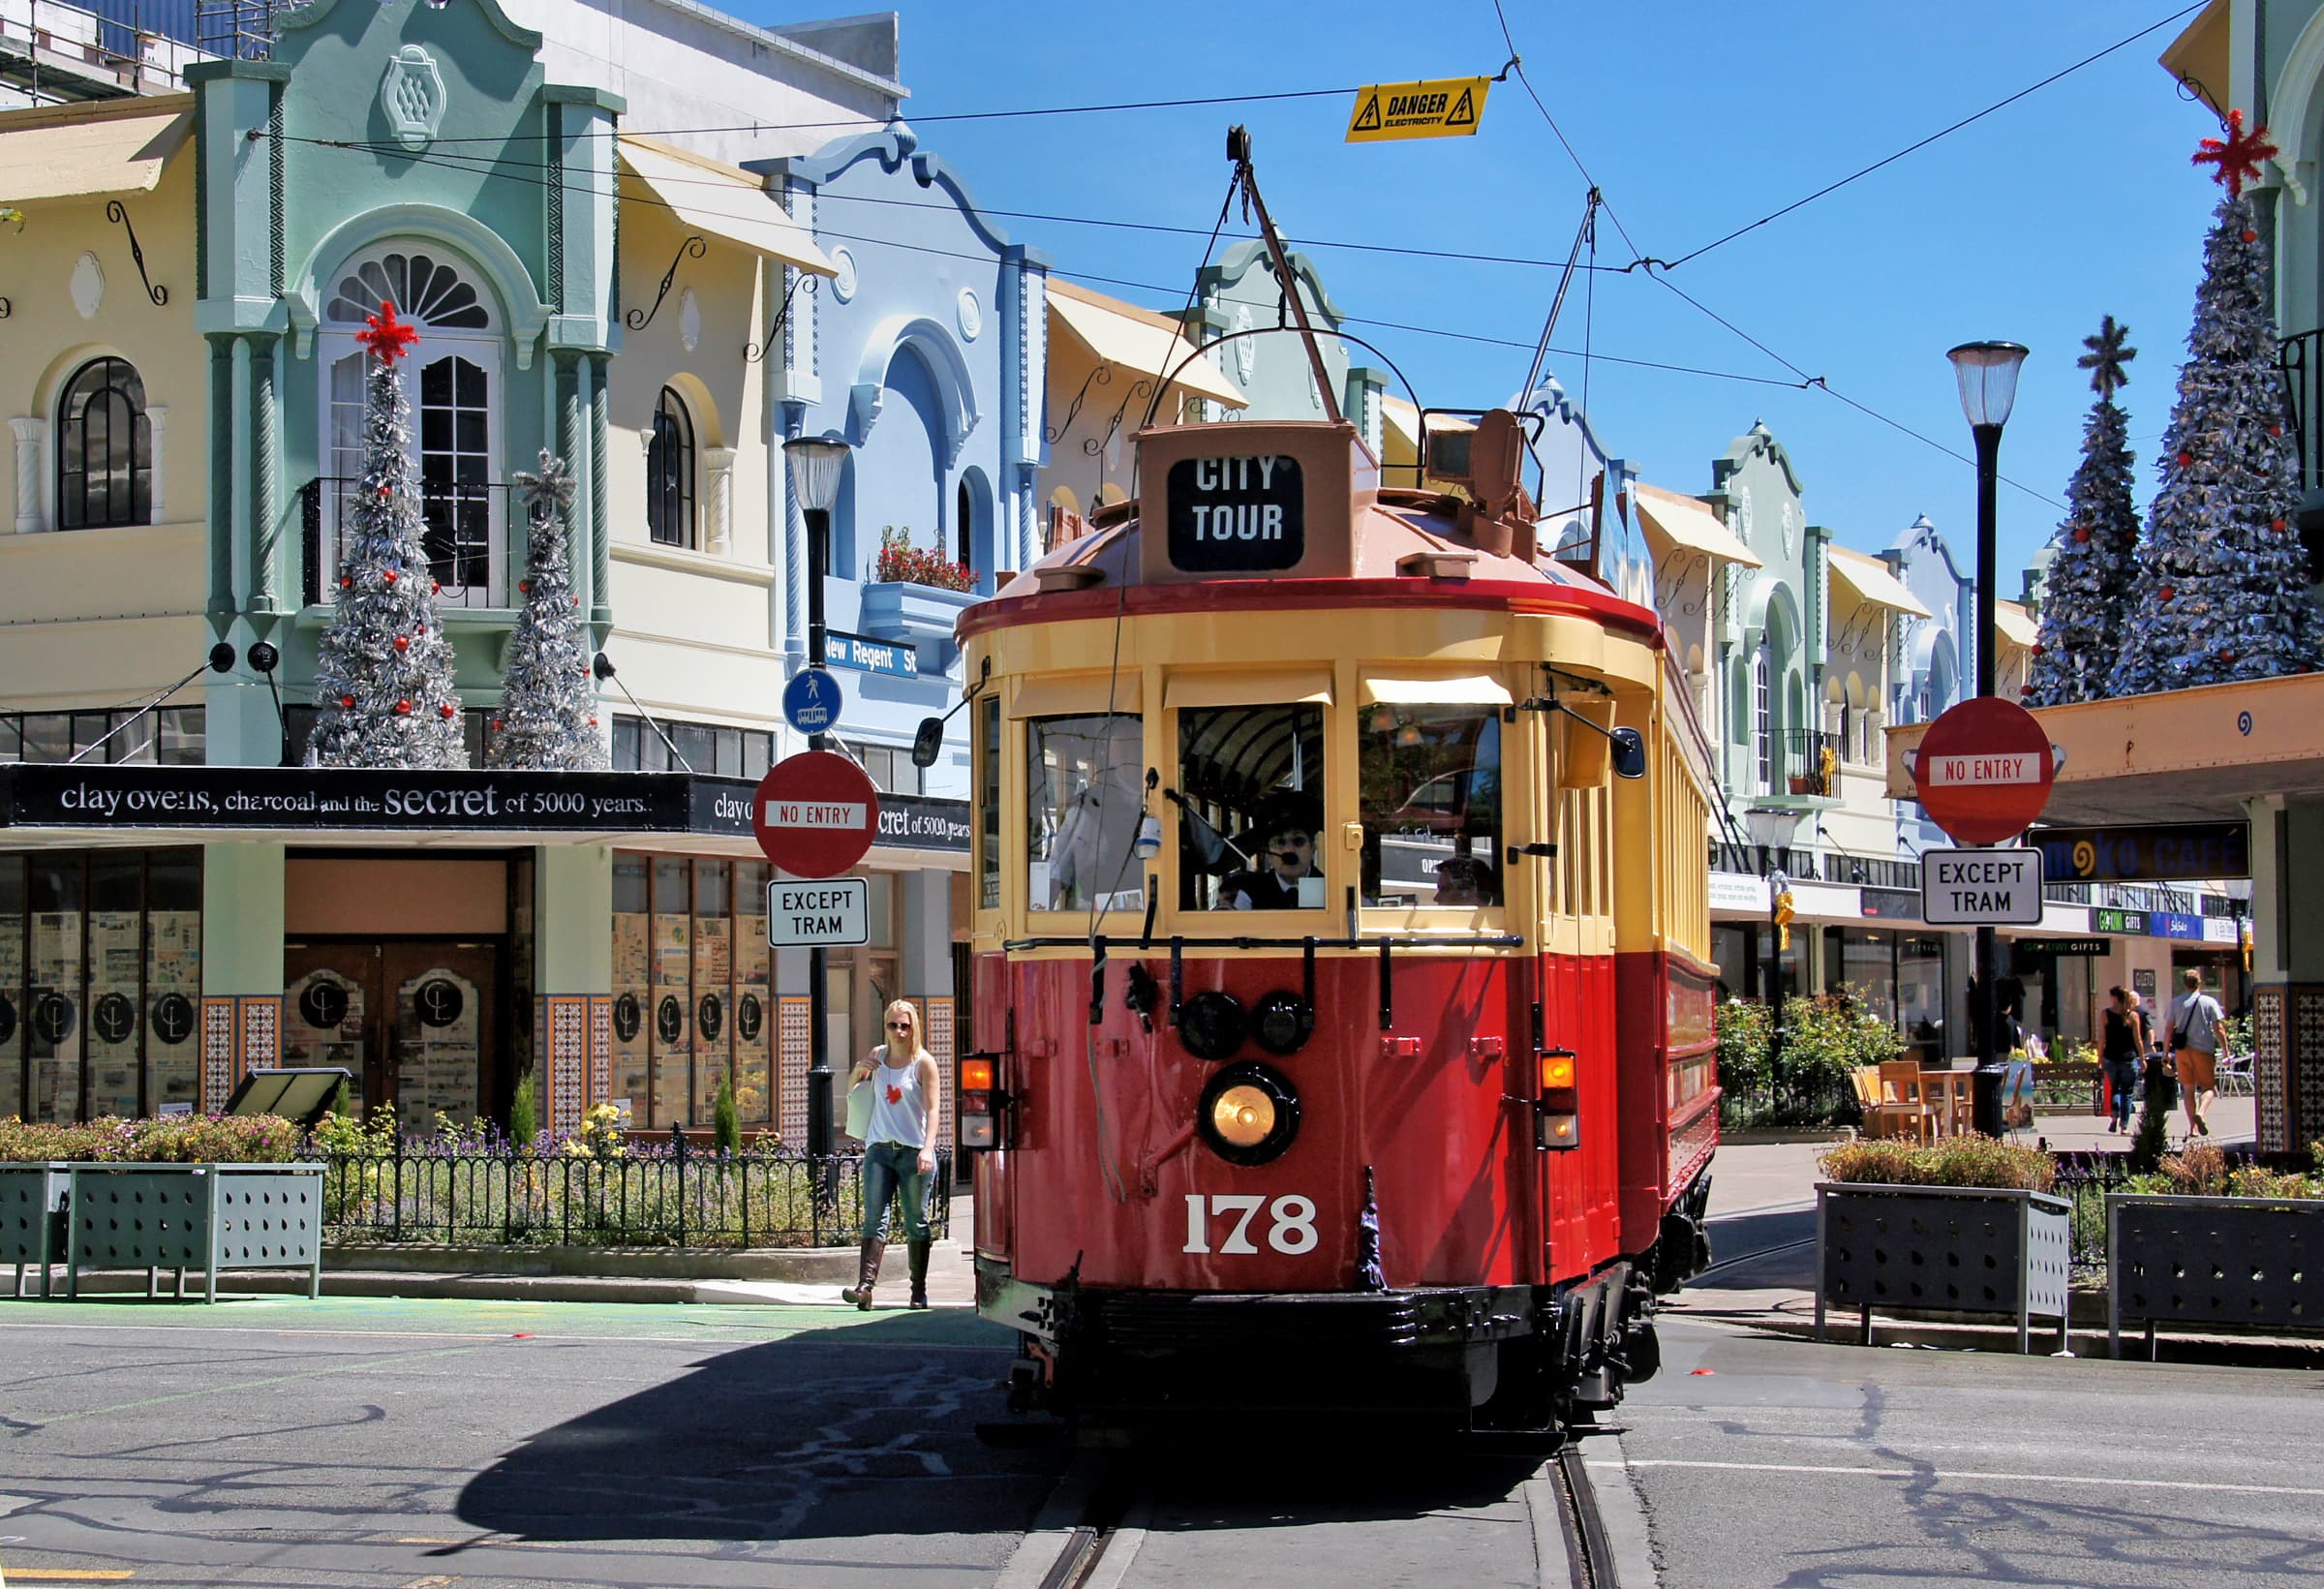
[783,432,853,1170]
[1946,339,2029,1138]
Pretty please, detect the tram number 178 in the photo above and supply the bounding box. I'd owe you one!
[1183,1194,1318,1255]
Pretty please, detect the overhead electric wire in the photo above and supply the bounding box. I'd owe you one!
[1664,2,2213,269]
[278,132,1803,393]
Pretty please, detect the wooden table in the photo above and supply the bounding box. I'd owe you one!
[1918,1067,1976,1138]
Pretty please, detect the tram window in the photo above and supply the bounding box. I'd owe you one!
[976,697,1000,911]
[1359,705,1502,908]
[1176,705,1327,911]
[1025,714,1145,912]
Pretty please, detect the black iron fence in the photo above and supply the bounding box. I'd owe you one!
[1717,1067,1857,1133]
[321,1140,954,1249]
[301,475,508,609]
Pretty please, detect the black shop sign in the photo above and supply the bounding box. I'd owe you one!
[2035,822,2249,882]
[1167,453,1304,572]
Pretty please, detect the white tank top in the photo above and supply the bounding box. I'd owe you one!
[864,1050,930,1148]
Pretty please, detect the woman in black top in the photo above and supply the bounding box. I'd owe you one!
[2100,985,2145,1134]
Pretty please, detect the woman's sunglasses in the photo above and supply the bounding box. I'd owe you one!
[888,1021,913,1031]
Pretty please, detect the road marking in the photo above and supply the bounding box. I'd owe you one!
[1594,1457,2324,1500]
[1,1572,138,1582]
[14,1342,497,1428]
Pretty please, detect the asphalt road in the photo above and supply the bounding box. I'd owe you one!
[1598,1316,2324,1588]
[0,1296,1059,1588]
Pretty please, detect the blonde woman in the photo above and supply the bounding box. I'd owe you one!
[841,999,944,1309]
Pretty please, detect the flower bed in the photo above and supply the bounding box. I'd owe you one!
[0,1115,302,1164]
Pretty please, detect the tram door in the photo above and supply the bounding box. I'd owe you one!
[283,941,498,1124]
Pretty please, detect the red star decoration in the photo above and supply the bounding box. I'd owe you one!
[2193,109,2278,198]
[356,299,421,363]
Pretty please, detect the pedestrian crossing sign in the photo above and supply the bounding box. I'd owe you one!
[1346,77,1490,142]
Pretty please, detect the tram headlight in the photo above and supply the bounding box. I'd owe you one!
[1197,1062,1300,1166]
[1251,990,1314,1055]
[1178,991,1247,1061]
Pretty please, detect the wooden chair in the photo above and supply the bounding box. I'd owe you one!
[1877,1060,1935,1144]
[1854,1066,1925,1142]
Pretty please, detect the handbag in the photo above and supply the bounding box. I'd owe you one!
[844,1076,876,1141]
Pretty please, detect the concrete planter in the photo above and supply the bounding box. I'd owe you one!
[1,1162,73,1298]
[857,580,978,645]
[1816,1181,2070,1353]
[67,1163,324,1303]
[2108,1192,2324,1359]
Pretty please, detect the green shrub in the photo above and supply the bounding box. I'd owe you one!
[1715,998,1773,1095]
[1782,991,1905,1094]
[509,1071,539,1149]
[1819,1136,2055,1193]
[0,1114,299,1164]
[2128,1073,2171,1172]
[712,1078,741,1155]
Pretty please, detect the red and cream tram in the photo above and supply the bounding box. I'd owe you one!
[943,199,1719,1429]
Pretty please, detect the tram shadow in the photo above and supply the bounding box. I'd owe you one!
[1688,1205,1818,1290]
[452,1312,1060,1544]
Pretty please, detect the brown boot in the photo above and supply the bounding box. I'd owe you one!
[841,1238,886,1310]
[907,1238,931,1309]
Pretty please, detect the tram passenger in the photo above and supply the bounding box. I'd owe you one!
[1432,853,1497,906]
[841,1000,944,1311]
[1222,795,1323,910]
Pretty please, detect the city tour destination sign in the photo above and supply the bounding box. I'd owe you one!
[1910,696,2060,926]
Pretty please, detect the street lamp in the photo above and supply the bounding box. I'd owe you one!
[782,432,853,1170]
[1947,339,2029,1136]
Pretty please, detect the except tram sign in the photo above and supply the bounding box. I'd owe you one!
[751,750,878,878]
[1921,846,2044,926]
[1909,697,2058,846]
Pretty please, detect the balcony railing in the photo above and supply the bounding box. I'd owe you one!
[301,476,509,609]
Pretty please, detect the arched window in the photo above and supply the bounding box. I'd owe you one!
[956,478,971,569]
[1753,644,1772,795]
[57,357,151,530]
[647,387,695,548]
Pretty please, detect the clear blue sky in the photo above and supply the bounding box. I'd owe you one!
[766,0,2228,586]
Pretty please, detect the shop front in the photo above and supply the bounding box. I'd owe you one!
[0,763,969,1135]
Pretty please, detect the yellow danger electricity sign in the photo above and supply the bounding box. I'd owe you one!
[1345,77,1490,142]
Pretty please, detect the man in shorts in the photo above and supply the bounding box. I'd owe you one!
[2163,968,2226,1140]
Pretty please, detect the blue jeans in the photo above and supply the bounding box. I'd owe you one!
[860,1139,931,1243]
[2104,1056,2141,1128]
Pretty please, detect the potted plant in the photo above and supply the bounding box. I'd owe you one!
[861,526,980,647]
[1815,1137,2069,1353]
[2107,1140,2324,1359]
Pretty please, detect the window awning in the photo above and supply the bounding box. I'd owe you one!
[616,137,835,277]
[1995,599,2039,649]
[0,101,190,205]
[1007,673,1144,718]
[1047,279,1248,410]
[1827,545,1932,618]
[1360,674,1513,706]
[1164,670,1333,710]
[1633,482,1761,569]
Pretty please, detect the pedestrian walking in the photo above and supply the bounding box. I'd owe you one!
[2163,968,2225,1140]
[2100,986,2146,1134]
[841,1000,944,1310]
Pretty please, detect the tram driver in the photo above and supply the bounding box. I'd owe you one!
[1222,794,1324,911]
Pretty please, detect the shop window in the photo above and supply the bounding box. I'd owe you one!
[1177,703,1327,913]
[56,356,152,531]
[650,857,691,1127]
[0,857,21,1121]
[733,861,772,1125]
[610,854,651,1124]
[1358,701,1502,909]
[647,386,696,548]
[672,721,716,776]
[0,718,18,764]
[1026,714,1144,912]
[691,861,731,1122]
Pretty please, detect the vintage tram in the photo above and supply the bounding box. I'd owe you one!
[942,167,1719,1430]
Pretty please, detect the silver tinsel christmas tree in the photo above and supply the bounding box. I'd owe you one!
[307,302,469,768]
[2027,318,2141,706]
[2110,113,2324,696]
[488,451,605,770]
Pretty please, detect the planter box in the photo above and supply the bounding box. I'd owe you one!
[68,1163,324,1303]
[1,1163,73,1298]
[1816,1181,2070,1353]
[2108,1192,2324,1359]
[857,580,978,645]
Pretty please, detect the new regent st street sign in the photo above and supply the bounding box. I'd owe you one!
[0,765,969,854]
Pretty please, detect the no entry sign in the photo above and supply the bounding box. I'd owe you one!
[1910,697,2058,846]
[752,750,879,877]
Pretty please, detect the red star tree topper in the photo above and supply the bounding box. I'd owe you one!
[2192,108,2278,198]
[355,299,421,363]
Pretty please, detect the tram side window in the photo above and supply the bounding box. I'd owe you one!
[1026,714,1145,912]
[1360,705,1502,907]
[1177,704,1327,911]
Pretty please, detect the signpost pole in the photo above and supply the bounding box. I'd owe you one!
[783,434,855,1177]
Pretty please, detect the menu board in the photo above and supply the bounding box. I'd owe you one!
[397,968,479,1125]
[610,911,651,1118]
[84,908,142,1116]
[29,910,82,1122]
[146,910,200,1109]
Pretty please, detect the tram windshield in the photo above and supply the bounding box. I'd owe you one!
[1176,704,1327,912]
[1360,705,1502,907]
[1025,714,1145,912]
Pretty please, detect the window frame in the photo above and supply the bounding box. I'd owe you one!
[646,385,697,549]
[54,355,152,532]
